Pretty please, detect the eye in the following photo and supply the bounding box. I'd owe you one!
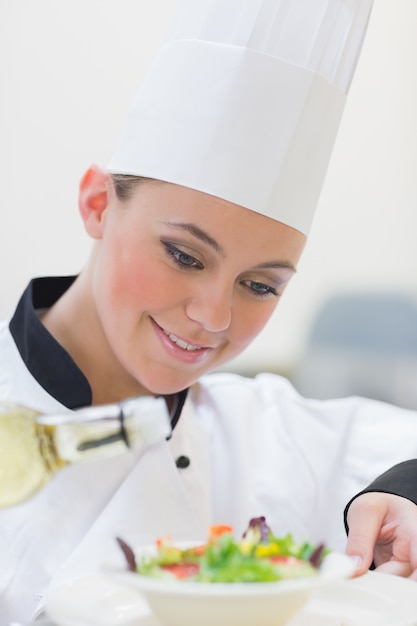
[163,242,203,270]
[243,280,278,298]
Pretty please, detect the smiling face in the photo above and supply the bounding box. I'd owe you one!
[64,169,306,400]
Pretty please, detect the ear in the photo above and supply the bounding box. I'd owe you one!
[78,164,111,239]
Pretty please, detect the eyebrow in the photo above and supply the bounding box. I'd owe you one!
[162,221,224,254]
[255,261,297,273]
[161,220,296,272]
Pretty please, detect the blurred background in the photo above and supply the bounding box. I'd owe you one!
[1,1,417,408]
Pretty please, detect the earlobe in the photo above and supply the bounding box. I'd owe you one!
[78,164,111,239]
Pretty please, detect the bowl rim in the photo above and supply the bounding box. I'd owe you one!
[106,542,356,597]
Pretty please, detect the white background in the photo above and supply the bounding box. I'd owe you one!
[1,0,417,376]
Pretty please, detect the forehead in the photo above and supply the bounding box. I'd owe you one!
[121,179,306,264]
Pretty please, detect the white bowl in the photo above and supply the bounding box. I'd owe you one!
[107,543,356,626]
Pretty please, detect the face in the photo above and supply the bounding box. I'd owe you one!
[85,178,306,396]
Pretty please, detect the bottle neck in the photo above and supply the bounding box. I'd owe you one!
[36,396,171,464]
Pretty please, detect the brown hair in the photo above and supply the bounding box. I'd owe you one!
[110,174,154,201]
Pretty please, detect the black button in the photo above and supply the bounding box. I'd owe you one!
[175,455,190,469]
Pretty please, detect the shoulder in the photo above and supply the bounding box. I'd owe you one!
[193,370,297,404]
[0,318,68,412]
[0,318,14,356]
[0,317,10,333]
[188,371,305,431]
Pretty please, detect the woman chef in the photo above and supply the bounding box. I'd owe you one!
[1,0,417,622]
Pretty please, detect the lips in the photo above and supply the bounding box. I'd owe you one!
[162,329,204,351]
[151,318,215,364]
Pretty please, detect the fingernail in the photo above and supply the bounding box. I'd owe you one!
[350,555,363,570]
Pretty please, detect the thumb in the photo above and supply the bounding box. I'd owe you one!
[344,494,385,575]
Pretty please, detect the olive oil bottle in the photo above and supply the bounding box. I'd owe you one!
[0,396,171,507]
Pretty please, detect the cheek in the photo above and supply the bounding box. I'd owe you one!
[232,300,278,348]
[103,246,178,311]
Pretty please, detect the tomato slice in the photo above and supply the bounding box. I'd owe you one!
[161,563,200,579]
[161,562,200,579]
[208,524,233,540]
[269,556,301,565]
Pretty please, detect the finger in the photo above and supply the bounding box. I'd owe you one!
[345,495,387,575]
[375,560,412,577]
[409,536,417,574]
[403,531,417,579]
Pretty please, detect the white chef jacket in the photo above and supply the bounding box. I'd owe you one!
[2,277,417,624]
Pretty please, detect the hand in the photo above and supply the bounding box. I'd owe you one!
[345,492,417,579]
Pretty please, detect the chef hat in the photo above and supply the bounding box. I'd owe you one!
[108,0,374,235]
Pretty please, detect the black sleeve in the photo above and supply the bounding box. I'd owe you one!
[344,459,417,534]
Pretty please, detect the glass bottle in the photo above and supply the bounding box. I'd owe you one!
[0,396,171,508]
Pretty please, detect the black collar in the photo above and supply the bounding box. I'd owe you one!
[9,276,188,428]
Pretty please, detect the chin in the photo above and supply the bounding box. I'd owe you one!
[137,372,198,397]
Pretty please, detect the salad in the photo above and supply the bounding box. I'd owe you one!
[116,516,328,583]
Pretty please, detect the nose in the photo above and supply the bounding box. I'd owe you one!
[185,283,232,333]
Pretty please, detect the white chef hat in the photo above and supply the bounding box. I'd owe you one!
[108,0,374,235]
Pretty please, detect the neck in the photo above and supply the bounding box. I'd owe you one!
[39,269,151,405]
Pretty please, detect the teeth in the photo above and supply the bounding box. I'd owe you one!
[163,329,202,351]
